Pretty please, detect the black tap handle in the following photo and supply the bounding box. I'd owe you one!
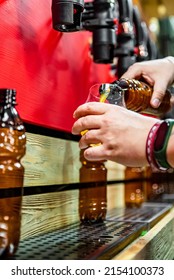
[117,0,133,23]
[133,5,143,46]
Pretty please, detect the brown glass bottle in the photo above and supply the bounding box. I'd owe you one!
[0,88,26,258]
[79,150,107,223]
[124,167,145,208]
[117,79,171,117]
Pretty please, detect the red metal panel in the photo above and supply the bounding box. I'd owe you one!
[0,0,114,132]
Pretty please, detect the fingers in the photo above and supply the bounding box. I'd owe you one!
[121,62,144,80]
[72,115,101,135]
[79,129,102,149]
[121,63,155,91]
[121,62,168,109]
[151,81,168,108]
[141,74,154,86]
[73,102,109,119]
[83,145,106,161]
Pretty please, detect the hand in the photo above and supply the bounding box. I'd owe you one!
[121,57,174,108]
[72,102,157,167]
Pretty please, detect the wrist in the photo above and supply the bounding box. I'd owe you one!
[165,56,174,64]
[165,56,174,84]
[146,119,174,172]
[146,121,162,172]
[166,128,174,168]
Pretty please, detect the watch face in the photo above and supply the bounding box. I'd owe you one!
[154,120,174,170]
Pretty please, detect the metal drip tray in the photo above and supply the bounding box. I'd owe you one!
[15,221,146,260]
[14,202,172,260]
[158,194,174,204]
[106,202,172,228]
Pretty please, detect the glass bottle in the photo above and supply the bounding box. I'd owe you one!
[79,150,107,223]
[124,167,145,208]
[0,88,26,258]
[117,78,171,117]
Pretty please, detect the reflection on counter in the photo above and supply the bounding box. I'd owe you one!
[124,167,145,208]
[79,150,107,223]
[124,166,174,206]
[145,167,167,202]
[0,188,23,258]
[1,164,174,260]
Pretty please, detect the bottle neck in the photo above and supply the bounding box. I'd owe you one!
[118,79,171,116]
[0,89,17,108]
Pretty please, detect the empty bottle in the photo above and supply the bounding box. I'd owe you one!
[0,88,26,258]
[79,149,107,223]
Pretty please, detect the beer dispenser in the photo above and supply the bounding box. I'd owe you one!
[51,0,157,77]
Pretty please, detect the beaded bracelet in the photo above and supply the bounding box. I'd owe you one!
[146,121,163,172]
[146,119,174,172]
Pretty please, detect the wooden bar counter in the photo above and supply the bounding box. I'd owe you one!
[1,128,174,260]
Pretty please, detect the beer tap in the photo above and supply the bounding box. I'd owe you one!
[133,5,148,62]
[81,0,118,64]
[133,5,157,62]
[114,0,136,78]
[52,0,85,32]
[51,0,157,76]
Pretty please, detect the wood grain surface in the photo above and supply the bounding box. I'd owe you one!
[20,183,125,240]
[22,132,124,186]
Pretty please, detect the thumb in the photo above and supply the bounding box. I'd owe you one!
[150,81,168,108]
